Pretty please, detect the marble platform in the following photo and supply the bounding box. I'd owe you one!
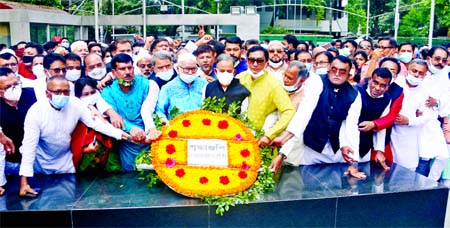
[0,162,448,227]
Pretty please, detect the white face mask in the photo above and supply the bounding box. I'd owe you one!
[428,63,443,75]
[268,60,284,68]
[340,48,351,57]
[104,57,112,64]
[283,79,300,92]
[61,42,70,49]
[179,72,198,84]
[3,85,22,101]
[406,74,423,87]
[315,67,328,75]
[88,67,107,80]
[248,69,264,79]
[32,65,46,79]
[156,68,174,81]
[80,92,99,106]
[216,72,234,86]
[397,52,413,63]
[65,69,81,82]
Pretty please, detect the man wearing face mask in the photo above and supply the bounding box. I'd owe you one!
[237,46,295,147]
[341,39,357,58]
[203,54,250,112]
[18,76,131,197]
[391,59,448,181]
[0,52,35,88]
[224,37,248,75]
[65,53,83,83]
[265,41,288,84]
[84,53,108,82]
[296,50,313,73]
[31,55,45,79]
[18,42,44,80]
[156,53,207,122]
[313,51,333,76]
[0,67,37,195]
[149,51,177,89]
[101,54,160,171]
[396,42,415,77]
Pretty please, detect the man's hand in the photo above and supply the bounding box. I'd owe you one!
[395,114,409,125]
[130,127,146,143]
[88,105,105,122]
[97,73,113,91]
[358,121,376,132]
[0,132,15,154]
[374,150,390,170]
[144,128,162,143]
[83,139,98,154]
[341,146,356,163]
[270,132,294,147]
[269,154,285,174]
[106,109,124,129]
[161,118,170,126]
[195,35,213,47]
[344,166,367,179]
[258,136,271,147]
[425,96,437,108]
[19,176,38,197]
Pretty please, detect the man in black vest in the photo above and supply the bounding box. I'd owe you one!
[271,56,365,179]
[356,68,392,170]
[203,54,250,112]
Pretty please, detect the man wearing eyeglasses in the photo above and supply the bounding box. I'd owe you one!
[0,67,37,195]
[0,53,34,88]
[237,46,295,148]
[365,37,398,80]
[265,41,288,84]
[156,53,207,122]
[101,53,160,171]
[18,76,132,197]
[271,56,365,179]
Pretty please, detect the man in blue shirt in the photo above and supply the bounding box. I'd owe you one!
[156,53,207,122]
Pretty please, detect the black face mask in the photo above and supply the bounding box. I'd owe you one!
[22,55,34,63]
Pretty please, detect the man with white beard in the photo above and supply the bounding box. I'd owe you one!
[265,41,288,84]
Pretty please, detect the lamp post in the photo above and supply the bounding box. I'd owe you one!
[428,0,435,47]
[215,0,220,40]
[366,0,370,39]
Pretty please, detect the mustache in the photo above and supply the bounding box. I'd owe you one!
[435,63,444,68]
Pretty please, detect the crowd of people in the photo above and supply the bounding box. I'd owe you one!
[0,31,449,198]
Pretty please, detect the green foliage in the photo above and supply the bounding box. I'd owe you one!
[261,26,289,34]
[201,96,227,113]
[307,0,326,23]
[168,106,180,120]
[345,0,367,35]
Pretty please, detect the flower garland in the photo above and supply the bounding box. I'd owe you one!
[136,97,276,215]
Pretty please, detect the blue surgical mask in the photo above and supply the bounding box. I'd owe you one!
[305,63,312,72]
[50,94,70,110]
[315,67,328,75]
[156,69,174,81]
[397,52,413,63]
[179,72,198,84]
[406,74,423,87]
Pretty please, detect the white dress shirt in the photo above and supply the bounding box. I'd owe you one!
[19,97,123,177]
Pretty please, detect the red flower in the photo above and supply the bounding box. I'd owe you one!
[182,120,191,127]
[202,118,211,126]
[165,158,176,168]
[168,130,178,138]
[238,171,247,179]
[234,133,243,141]
[175,169,185,178]
[220,176,230,185]
[166,144,176,154]
[218,120,229,129]
[240,149,250,157]
[241,161,250,170]
[199,176,208,184]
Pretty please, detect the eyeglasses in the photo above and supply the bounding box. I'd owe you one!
[1,63,18,68]
[47,89,70,96]
[268,49,284,54]
[247,58,266,65]
[432,56,448,64]
[138,64,152,68]
[329,66,348,76]
[359,45,372,49]
[50,67,67,74]
[315,61,329,66]
[378,46,394,50]
[179,66,198,74]
[0,81,22,93]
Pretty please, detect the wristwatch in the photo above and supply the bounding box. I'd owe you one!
[279,153,287,159]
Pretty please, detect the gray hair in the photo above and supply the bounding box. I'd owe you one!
[409,59,428,71]
[288,60,309,79]
[151,51,173,65]
[216,54,234,65]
